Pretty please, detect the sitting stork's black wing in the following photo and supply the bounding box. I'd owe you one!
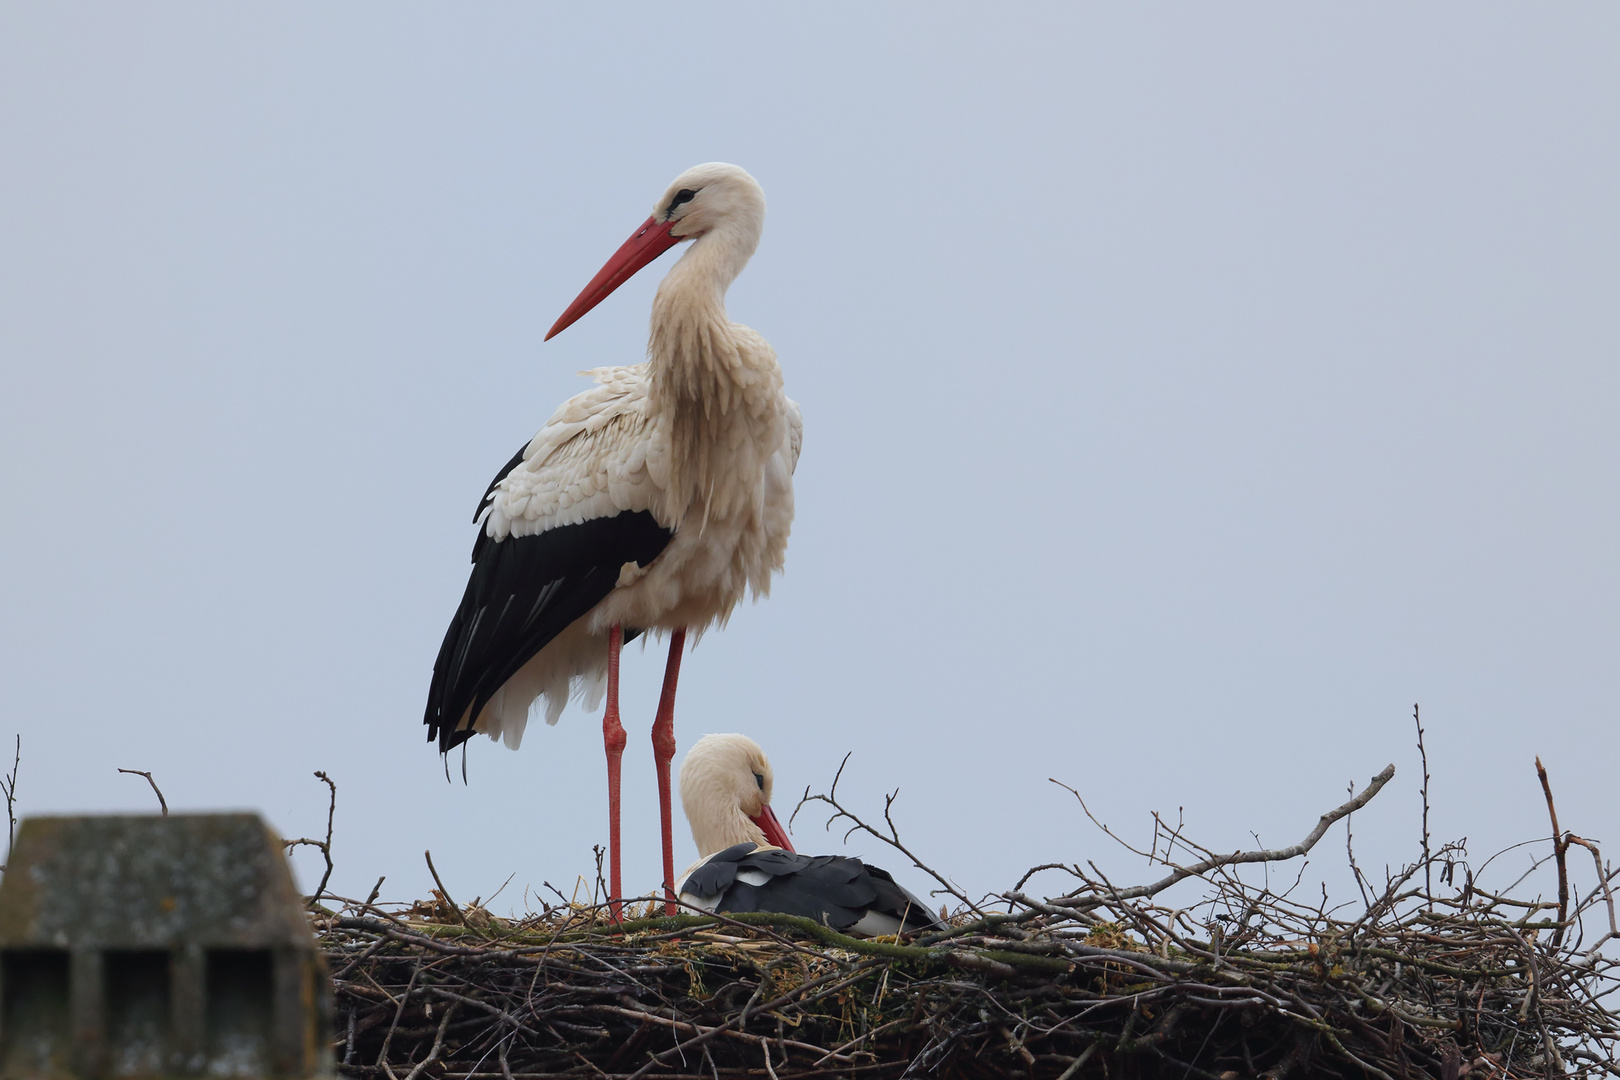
[682,843,941,934]
[423,444,672,752]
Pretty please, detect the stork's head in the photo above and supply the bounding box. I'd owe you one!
[545,162,764,340]
[679,732,795,858]
[653,162,765,243]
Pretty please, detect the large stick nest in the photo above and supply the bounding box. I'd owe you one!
[310,759,1620,1079]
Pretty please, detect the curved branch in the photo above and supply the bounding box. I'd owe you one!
[117,767,167,816]
[1051,764,1396,905]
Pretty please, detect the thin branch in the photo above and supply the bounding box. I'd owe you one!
[1345,778,1372,911]
[791,752,984,915]
[283,770,337,904]
[0,734,19,868]
[485,871,517,910]
[1050,764,1396,906]
[1566,834,1618,961]
[117,767,167,816]
[374,958,421,1072]
[1012,863,1074,894]
[426,849,466,925]
[1413,704,1432,907]
[1536,756,1571,948]
[401,999,457,1080]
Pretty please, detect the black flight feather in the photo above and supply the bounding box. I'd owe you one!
[423,452,673,752]
[682,843,940,934]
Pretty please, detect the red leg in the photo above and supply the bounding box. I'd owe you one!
[650,627,686,915]
[602,624,626,921]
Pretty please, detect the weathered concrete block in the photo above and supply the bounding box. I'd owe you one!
[0,814,333,1079]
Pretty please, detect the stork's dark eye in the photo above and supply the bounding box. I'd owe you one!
[667,188,698,214]
[753,772,765,791]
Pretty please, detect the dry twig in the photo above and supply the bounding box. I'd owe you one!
[117,767,168,816]
[0,735,19,869]
[424,849,465,926]
[1414,704,1432,906]
[284,770,338,904]
[1047,763,1396,908]
[1538,755,1573,950]
[791,752,984,915]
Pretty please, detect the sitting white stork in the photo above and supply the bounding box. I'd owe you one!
[423,164,801,916]
[676,734,940,936]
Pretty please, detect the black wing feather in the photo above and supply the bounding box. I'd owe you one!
[864,865,939,931]
[688,844,941,934]
[729,853,872,927]
[424,494,672,752]
[682,842,756,897]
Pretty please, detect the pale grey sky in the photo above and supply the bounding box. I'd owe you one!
[1,5,1615,913]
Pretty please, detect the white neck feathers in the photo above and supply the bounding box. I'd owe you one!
[644,208,782,522]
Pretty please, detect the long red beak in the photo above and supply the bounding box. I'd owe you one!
[545,215,681,340]
[751,804,795,853]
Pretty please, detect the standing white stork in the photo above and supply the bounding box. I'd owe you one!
[424,163,801,915]
[676,734,940,936]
